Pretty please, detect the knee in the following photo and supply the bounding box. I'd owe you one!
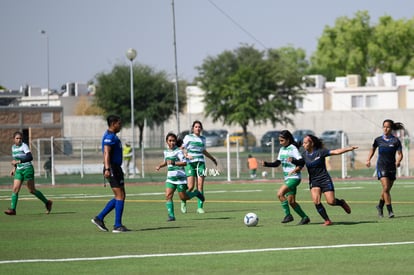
[326,200,336,206]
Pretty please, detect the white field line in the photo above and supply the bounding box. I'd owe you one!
[1,241,413,264]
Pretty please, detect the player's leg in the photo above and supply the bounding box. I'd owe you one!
[312,187,331,225]
[166,183,176,221]
[4,176,23,215]
[380,176,394,218]
[277,184,293,223]
[286,180,309,222]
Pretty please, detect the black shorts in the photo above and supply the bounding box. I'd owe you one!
[309,179,335,193]
[104,165,125,188]
[377,169,396,181]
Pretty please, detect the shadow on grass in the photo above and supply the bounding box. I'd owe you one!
[325,220,379,226]
[139,226,191,231]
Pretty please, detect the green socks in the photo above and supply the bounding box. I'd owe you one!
[11,192,18,210]
[33,190,48,204]
[293,205,308,218]
[281,200,290,216]
[166,201,174,217]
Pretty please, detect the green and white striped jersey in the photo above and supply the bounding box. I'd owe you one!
[164,146,187,185]
[12,142,32,170]
[277,144,302,180]
[183,134,206,163]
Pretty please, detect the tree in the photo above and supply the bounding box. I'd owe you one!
[310,11,414,82]
[94,63,186,148]
[309,11,372,81]
[196,44,307,151]
[369,16,414,76]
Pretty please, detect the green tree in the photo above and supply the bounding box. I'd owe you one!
[369,16,414,76]
[196,44,307,150]
[94,63,186,147]
[309,11,372,81]
[310,11,414,82]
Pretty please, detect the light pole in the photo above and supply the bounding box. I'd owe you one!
[40,30,50,105]
[126,48,137,178]
[171,0,180,133]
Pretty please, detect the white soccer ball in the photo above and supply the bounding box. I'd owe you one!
[244,212,259,227]
[262,171,268,178]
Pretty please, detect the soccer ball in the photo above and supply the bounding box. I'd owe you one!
[262,171,268,178]
[244,212,259,227]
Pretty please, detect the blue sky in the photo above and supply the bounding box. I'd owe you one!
[1,0,413,90]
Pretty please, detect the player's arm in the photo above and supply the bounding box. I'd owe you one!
[156,160,167,171]
[103,144,112,177]
[11,152,33,166]
[396,150,403,167]
[366,147,376,168]
[263,160,281,167]
[330,146,358,156]
[203,150,217,165]
[290,158,305,167]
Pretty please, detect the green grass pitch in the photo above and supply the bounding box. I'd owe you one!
[0,177,413,274]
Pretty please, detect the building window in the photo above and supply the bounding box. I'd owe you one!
[365,95,378,108]
[351,95,363,108]
[42,112,53,124]
[296,98,304,109]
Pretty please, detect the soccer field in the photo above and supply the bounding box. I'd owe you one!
[0,178,413,274]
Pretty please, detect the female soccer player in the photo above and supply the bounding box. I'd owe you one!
[4,131,52,215]
[262,130,310,225]
[156,133,204,221]
[181,120,217,214]
[366,119,404,218]
[301,134,357,226]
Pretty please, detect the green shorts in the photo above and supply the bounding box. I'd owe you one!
[14,166,35,181]
[166,182,188,192]
[285,178,301,196]
[185,162,206,177]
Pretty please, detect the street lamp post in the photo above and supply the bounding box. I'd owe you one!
[40,30,50,106]
[171,0,180,133]
[126,48,137,178]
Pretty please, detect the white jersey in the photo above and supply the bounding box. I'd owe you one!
[182,134,206,163]
[12,142,32,170]
[277,144,302,180]
[164,146,187,185]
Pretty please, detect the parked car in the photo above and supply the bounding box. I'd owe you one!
[209,129,228,146]
[321,130,348,149]
[260,130,282,152]
[178,130,222,147]
[203,130,221,147]
[293,129,315,146]
[224,131,257,147]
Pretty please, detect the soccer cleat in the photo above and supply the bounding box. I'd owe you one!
[196,208,205,214]
[45,200,53,214]
[281,214,294,223]
[341,199,351,214]
[180,201,187,214]
[388,212,395,218]
[322,220,333,226]
[91,217,109,232]
[112,225,131,233]
[167,216,176,222]
[376,205,384,218]
[195,191,205,202]
[4,208,16,215]
[297,217,310,225]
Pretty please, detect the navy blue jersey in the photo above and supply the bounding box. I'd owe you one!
[372,135,402,171]
[302,148,332,184]
[102,130,123,166]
